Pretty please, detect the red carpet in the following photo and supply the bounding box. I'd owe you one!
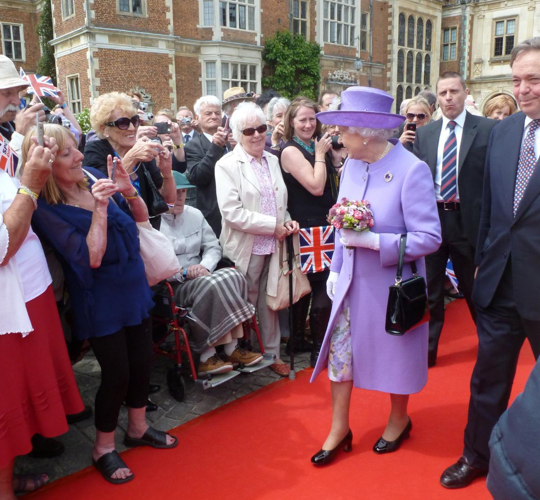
[29,300,535,500]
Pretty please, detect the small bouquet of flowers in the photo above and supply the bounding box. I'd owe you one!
[327,197,374,234]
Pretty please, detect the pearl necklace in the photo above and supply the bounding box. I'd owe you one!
[376,142,392,162]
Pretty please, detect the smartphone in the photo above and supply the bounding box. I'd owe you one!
[111,158,118,182]
[405,122,417,132]
[36,114,44,146]
[155,122,171,134]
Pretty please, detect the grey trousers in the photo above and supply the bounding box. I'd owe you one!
[245,254,281,358]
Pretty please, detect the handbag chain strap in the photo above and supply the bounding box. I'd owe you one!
[395,234,418,285]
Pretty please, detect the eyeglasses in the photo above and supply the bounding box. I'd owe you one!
[406,113,427,121]
[241,124,268,136]
[105,115,141,130]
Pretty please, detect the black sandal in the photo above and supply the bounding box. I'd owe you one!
[13,473,49,494]
[92,451,134,485]
[124,426,178,449]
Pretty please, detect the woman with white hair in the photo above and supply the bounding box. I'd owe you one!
[310,87,441,466]
[265,97,291,156]
[215,102,300,377]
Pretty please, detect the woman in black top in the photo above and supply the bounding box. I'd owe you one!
[280,97,339,366]
[83,92,176,228]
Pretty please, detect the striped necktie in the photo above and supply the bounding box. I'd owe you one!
[441,120,458,202]
[513,119,540,216]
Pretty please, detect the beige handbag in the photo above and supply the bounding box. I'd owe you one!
[137,220,181,286]
[266,234,312,311]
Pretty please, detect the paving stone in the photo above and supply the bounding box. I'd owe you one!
[191,396,222,415]
[163,402,194,421]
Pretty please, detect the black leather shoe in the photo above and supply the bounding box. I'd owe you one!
[373,418,412,454]
[145,399,158,413]
[440,457,487,489]
[28,434,65,458]
[311,429,353,466]
[148,384,161,395]
[66,405,93,425]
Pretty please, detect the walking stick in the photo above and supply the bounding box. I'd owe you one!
[287,234,296,380]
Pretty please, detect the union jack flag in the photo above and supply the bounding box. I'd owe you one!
[0,136,17,177]
[19,68,59,98]
[299,225,335,274]
[445,259,459,293]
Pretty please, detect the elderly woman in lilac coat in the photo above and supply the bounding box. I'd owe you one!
[310,87,441,466]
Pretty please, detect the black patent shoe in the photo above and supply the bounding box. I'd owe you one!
[373,418,412,454]
[145,399,158,412]
[311,429,353,466]
[440,457,487,489]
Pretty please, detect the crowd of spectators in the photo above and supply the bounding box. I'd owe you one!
[1,35,540,499]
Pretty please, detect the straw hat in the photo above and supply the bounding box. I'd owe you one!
[0,56,30,90]
[222,87,255,107]
[316,86,405,129]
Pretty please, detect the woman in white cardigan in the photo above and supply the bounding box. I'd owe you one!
[215,102,299,377]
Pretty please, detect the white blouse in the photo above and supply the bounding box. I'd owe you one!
[160,205,222,272]
[0,170,52,336]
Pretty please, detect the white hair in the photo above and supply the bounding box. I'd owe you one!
[194,95,221,116]
[348,126,397,140]
[266,97,291,121]
[230,102,266,143]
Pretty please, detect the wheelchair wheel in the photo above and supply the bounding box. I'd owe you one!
[167,367,186,402]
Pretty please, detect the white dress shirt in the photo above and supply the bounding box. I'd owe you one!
[183,130,195,143]
[522,116,540,161]
[435,109,467,201]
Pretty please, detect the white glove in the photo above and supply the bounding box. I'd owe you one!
[340,229,380,250]
[326,271,339,301]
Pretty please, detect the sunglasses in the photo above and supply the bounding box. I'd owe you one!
[241,124,268,136]
[406,113,427,121]
[105,115,141,130]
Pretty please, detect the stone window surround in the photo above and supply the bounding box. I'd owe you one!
[442,26,458,62]
[292,0,309,39]
[61,0,75,20]
[491,16,517,60]
[200,51,261,99]
[319,0,359,48]
[116,0,147,18]
[1,23,25,62]
[66,74,82,115]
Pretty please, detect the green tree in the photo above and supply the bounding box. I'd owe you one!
[262,31,321,100]
[36,0,56,85]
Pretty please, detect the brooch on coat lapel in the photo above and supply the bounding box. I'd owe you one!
[384,172,393,183]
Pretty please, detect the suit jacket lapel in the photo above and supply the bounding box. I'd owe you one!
[458,113,478,173]
[426,121,442,177]
[200,133,211,153]
[502,114,526,220]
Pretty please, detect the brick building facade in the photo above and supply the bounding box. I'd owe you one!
[2,0,540,115]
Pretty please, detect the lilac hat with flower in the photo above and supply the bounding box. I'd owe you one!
[316,86,405,129]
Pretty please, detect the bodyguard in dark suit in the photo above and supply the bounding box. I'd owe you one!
[440,38,540,489]
[413,72,497,367]
[185,96,229,237]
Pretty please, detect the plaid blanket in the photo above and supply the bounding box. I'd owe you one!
[174,268,255,353]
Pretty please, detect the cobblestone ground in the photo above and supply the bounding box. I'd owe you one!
[15,343,312,485]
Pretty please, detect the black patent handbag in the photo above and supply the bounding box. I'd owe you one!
[142,163,169,217]
[385,234,429,336]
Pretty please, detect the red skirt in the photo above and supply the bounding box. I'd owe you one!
[0,285,84,468]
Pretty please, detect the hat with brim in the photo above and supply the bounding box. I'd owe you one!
[173,171,195,190]
[222,87,256,107]
[0,56,30,91]
[316,86,405,129]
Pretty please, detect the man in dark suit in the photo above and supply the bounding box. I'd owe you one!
[440,37,540,489]
[413,72,497,367]
[185,95,229,237]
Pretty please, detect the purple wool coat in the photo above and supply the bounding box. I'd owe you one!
[311,140,441,395]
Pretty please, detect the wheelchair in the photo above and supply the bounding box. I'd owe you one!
[151,281,276,402]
